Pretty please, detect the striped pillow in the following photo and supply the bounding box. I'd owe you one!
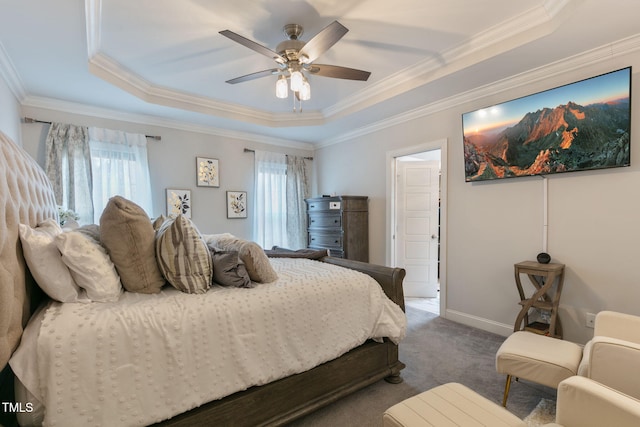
[155,214,212,294]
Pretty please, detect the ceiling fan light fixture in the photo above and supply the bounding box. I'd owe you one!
[299,78,311,101]
[220,21,369,111]
[276,75,288,98]
[290,70,303,92]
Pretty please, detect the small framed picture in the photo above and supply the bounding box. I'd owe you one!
[227,191,247,218]
[196,157,219,187]
[167,189,192,218]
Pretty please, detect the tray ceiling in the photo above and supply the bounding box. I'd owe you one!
[1,0,639,146]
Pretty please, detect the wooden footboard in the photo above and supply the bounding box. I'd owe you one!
[320,256,406,310]
[156,257,406,427]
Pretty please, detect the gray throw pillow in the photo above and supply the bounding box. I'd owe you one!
[205,233,278,283]
[210,248,253,288]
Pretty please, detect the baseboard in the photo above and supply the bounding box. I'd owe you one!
[444,309,514,337]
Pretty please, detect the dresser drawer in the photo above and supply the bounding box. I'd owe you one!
[308,232,343,249]
[306,199,343,212]
[308,213,341,229]
[305,196,368,262]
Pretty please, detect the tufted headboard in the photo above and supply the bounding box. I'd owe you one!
[0,131,57,370]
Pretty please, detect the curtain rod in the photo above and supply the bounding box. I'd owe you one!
[23,117,162,141]
[244,148,313,161]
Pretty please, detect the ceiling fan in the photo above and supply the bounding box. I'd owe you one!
[219,21,371,101]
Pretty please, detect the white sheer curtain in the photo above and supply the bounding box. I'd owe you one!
[88,127,153,223]
[253,150,288,249]
[45,123,94,225]
[286,155,310,249]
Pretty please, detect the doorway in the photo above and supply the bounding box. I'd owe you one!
[386,140,447,316]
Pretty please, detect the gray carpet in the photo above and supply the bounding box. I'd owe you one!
[287,304,556,426]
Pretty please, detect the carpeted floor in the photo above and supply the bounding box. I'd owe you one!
[287,303,556,426]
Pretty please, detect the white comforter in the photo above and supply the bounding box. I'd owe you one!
[10,258,406,427]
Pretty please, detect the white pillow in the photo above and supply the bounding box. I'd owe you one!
[18,219,86,302]
[55,230,123,302]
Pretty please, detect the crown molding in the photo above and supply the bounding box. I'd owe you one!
[87,52,326,128]
[85,0,329,126]
[20,95,313,150]
[321,0,575,120]
[84,1,324,127]
[15,31,639,152]
[317,32,640,148]
[84,0,101,58]
[84,0,575,128]
[543,0,575,18]
[0,40,25,101]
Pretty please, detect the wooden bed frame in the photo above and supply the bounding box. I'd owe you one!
[0,132,406,427]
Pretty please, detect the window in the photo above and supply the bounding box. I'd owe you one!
[88,128,153,223]
[45,123,153,225]
[252,151,311,250]
[252,151,288,249]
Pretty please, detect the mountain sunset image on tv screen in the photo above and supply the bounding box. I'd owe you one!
[462,67,631,182]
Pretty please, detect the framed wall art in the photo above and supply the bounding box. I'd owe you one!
[166,188,192,218]
[196,157,219,187]
[227,191,247,218]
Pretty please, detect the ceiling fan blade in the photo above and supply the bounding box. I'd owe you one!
[298,21,348,63]
[226,69,280,84]
[219,30,287,64]
[308,64,371,81]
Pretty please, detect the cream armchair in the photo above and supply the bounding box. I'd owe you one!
[497,310,640,406]
[382,376,640,427]
[578,310,640,400]
[549,376,640,427]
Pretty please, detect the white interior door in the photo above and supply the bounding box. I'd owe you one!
[395,159,440,297]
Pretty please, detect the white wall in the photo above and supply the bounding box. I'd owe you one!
[0,75,21,143]
[316,54,640,344]
[19,106,314,239]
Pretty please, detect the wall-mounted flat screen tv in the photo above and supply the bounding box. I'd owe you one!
[462,67,631,182]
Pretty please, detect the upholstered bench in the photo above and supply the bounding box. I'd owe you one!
[496,331,583,406]
[383,382,525,427]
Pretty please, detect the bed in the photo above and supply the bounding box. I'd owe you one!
[0,131,406,426]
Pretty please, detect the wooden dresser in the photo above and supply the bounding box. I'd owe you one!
[305,196,369,262]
